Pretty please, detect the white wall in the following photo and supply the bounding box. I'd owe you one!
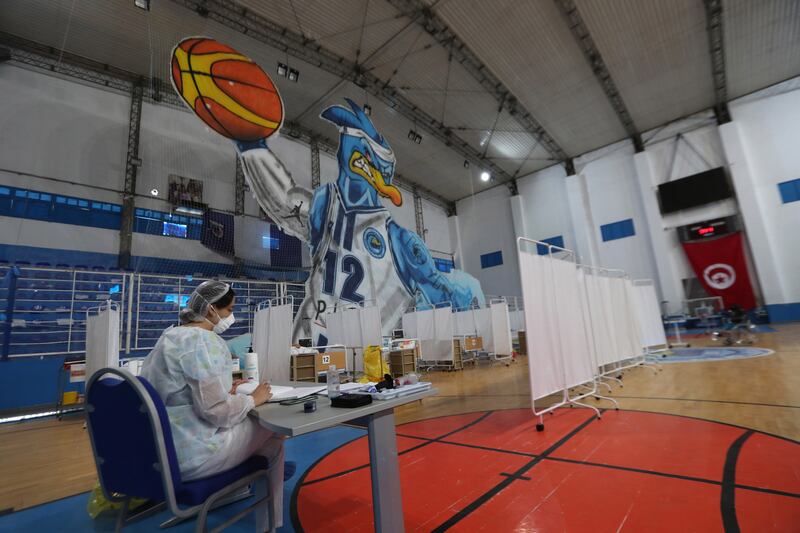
[576,143,659,281]
[516,164,576,250]
[0,64,128,201]
[421,198,452,255]
[385,184,417,232]
[456,185,520,297]
[727,87,800,304]
[137,101,236,212]
[0,215,119,255]
[131,233,233,265]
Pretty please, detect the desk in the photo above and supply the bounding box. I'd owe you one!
[251,382,437,533]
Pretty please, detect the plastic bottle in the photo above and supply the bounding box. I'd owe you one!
[327,364,341,398]
[244,351,259,383]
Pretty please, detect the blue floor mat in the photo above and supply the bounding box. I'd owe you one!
[667,324,776,336]
[659,347,774,363]
[0,425,365,533]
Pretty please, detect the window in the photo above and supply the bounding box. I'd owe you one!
[600,219,636,242]
[537,235,565,255]
[262,235,279,250]
[2,186,122,230]
[480,251,503,269]
[162,221,188,238]
[778,178,800,204]
[165,294,190,307]
[435,258,455,273]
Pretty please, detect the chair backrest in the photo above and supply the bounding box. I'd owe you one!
[85,368,183,502]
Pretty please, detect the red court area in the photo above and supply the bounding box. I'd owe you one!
[292,408,800,532]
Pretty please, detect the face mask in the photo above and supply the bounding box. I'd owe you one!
[210,308,235,334]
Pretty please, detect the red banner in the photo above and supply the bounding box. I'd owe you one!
[681,232,756,310]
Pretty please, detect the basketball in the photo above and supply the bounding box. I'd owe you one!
[171,37,283,141]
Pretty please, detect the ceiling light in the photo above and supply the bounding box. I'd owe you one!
[287,68,299,82]
[277,62,288,77]
[480,171,490,182]
[414,133,422,144]
[150,188,159,196]
[363,104,372,116]
[463,160,470,169]
[175,206,204,216]
[134,0,150,10]
[408,130,416,141]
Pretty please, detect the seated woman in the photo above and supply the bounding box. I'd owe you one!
[140,280,285,529]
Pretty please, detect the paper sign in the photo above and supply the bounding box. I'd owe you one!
[322,355,330,365]
[69,363,86,383]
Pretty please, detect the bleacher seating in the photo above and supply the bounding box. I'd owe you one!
[0,264,304,358]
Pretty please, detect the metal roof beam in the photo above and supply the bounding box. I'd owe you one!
[554,0,641,143]
[703,0,731,124]
[167,0,512,184]
[385,0,568,162]
[0,32,454,212]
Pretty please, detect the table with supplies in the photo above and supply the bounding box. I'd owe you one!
[252,381,436,533]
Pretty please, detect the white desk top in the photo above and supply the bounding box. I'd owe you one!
[250,381,437,437]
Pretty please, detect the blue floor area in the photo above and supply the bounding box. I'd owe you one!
[0,425,365,533]
[666,324,776,336]
[660,347,774,363]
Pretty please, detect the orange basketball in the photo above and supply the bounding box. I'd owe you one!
[171,37,283,141]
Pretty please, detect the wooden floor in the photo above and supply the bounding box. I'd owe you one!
[1,323,798,513]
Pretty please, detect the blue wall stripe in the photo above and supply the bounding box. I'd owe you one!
[765,302,800,323]
[0,243,308,282]
[0,356,83,412]
[480,250,503,269]
[600,218,636,242]
[536,235,565,255]
[778,178,800,204]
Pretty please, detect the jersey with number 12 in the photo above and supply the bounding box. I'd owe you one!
[299,183,413,345]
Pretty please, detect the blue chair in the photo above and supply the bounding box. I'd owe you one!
[85,368,275,532]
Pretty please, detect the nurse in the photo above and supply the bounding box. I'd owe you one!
[140,280,286,529]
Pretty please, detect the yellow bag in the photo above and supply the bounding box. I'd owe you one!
[86,482,149,519]
[360,345,390,383]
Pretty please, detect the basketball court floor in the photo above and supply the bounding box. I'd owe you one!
[0,324,798,531]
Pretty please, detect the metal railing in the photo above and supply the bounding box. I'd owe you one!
[0,265,127,357]
[0,265,306,358]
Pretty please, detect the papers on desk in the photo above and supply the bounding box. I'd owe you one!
[235,382,326,401]
[317,382,373,396]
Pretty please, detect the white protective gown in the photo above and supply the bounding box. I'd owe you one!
[140,326,285,527]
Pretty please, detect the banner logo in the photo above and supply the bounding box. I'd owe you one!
[703,263,736,290]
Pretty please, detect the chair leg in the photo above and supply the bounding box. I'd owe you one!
[191,471,273,533]
[115,498,130,533]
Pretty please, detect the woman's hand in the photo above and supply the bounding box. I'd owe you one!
[229,378,248,394]
[251,383,273,406]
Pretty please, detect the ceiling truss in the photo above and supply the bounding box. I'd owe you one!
[0,32,454,213]
[702,0,731,124]
[167,0,513,184]
[554,0,643,151]
[385,0,568,163]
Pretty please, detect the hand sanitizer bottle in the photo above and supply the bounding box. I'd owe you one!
[327,364,340,398]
